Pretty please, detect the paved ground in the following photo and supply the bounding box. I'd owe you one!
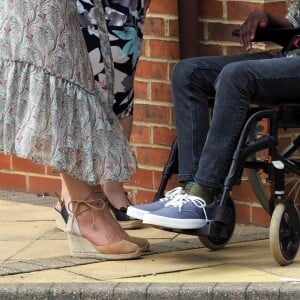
[0,189,299,299]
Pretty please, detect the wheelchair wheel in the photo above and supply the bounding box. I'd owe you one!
[247,161,270,213]
[246,120,271,213]
[199,196,235,250]
[269,202,300,266]
[249,162,300,213]
[247,121,300,214]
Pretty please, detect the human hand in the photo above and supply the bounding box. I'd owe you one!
[239,10,269,51]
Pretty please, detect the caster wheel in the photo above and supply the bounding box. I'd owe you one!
[247,122,300,214]
[199,196,235,250]
[270,202,300,266]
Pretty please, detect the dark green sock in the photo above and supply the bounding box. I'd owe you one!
[188,183,217,204]
[184,182,194,194]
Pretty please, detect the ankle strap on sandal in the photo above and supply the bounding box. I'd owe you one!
[69,195,106,227]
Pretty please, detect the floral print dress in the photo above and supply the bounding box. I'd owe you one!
[286,0,300,27]
[77,0,145,117]
[0,0,137,185]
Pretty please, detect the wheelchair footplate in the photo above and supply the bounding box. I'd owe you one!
[156,202,236,251]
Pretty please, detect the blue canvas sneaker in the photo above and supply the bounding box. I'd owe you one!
[126,187,186,220]
[142,194,216,229]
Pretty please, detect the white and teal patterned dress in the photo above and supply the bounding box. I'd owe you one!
[0,0,137,185]
[286,0,300,27]
[77,0,145,118]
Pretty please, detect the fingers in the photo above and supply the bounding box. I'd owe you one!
[239,18,259,50]
[239,10,268,51]
[239,23,254,51]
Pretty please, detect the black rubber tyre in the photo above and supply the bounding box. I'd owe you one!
[246,120,271,213]
[199,196,235,250]
[269,202,300,266]
[247,121,300,214]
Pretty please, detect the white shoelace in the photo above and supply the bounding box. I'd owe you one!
[165,194,208,220]
[160,186,186,202]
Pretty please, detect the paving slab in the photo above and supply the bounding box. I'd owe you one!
[0,190,299,299]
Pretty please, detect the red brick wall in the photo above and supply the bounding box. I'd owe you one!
[0,0,290,226]
[0,155,61,194]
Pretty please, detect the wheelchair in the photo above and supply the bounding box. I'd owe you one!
[153,28,300,266]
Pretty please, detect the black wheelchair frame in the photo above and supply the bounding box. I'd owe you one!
[153,28,300,266]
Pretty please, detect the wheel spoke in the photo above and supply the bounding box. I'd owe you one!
[286,175,300,201]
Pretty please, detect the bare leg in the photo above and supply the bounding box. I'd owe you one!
[119,115,133,138]
[55,116,133,211]
[103,115,133,209]
[61,173,128,246]
[54,114,142,230]
[60,173,149,252]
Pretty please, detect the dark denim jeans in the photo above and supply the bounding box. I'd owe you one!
[172,52,300,188]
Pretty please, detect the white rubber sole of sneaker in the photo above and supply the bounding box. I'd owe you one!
[143,214,208,229]
[126,206,150,220]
